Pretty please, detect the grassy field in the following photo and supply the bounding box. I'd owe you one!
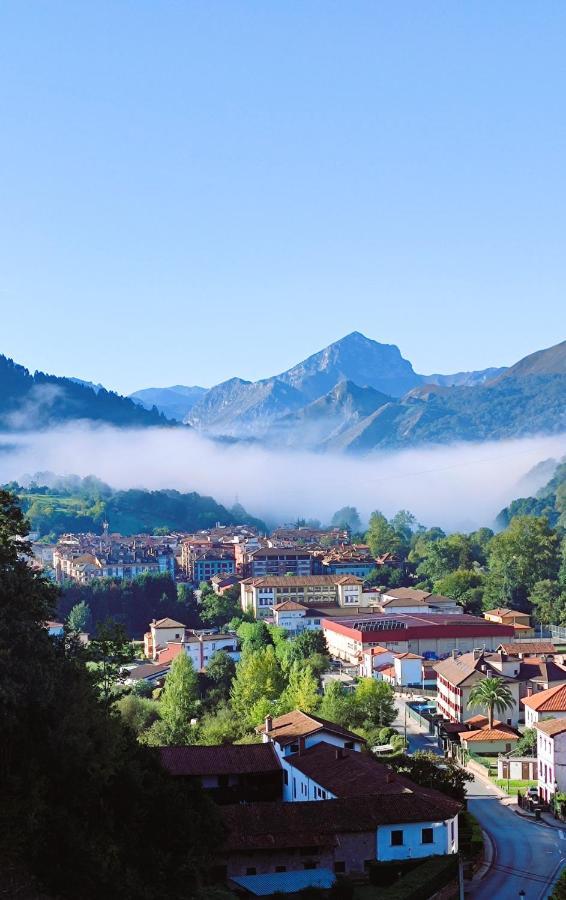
[493,778,537,794]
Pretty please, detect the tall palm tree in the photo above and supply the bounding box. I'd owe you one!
[467,677,515,729]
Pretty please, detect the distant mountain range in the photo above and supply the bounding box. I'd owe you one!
[131,332,566,451]
[1,333,565,453]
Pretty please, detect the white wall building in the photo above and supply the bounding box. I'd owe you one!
[535,719,566,803]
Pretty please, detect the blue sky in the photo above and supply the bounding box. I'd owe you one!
[1,2,565,394]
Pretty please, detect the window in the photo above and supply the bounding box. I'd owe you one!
[283,770,288,785]
[421,828,434,845]
[290,742,299,753]
[344,740,354,750]
[334,862,346,874]
[275,866,286,873]
[245,867,256,875]
[390,830,404,846]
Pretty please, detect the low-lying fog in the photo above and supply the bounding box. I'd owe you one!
[1,426,564,531]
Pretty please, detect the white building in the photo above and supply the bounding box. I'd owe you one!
[257,712,460,861]
[522,683,566,727]
[535,718,566,803]
[183,631,240,670]
[241,575,364,619]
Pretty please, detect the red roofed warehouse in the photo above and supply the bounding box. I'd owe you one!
[322,613,514,664]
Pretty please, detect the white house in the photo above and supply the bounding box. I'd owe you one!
[144,617,186,660]
[275,737,460,860]
[183,631,240,670]
[272,600,322,634]
[522,683,566,727]
[535,718,566,803]
[376,653,423,688]
[258,710,364,766]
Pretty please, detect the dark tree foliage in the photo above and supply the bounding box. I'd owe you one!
[58,573,202,638]
[388,751,472,802]
[0,489,221,899]
[0,353,169,429]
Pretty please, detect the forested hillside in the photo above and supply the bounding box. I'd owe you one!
[6,474,265,538]
[0,354,172,429]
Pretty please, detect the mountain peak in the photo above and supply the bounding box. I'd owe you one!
[277,333,422,400]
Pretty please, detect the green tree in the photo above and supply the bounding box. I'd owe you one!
[67,599,91,633]
[199,586,240,627]
[201,650,237,709]
[516,727,537,755]
[236,620,274,652]
[281,662,320,713]
[230,645,284,727]
[529,579,566,626]
[366,511,402,558]
[197,702,243,745]
[114,694,160,736]
[351,678,397,728]
[487,515,560,607]
[318,681,354,727]
[389,751,472,802]
[416,534,478,585]
[157,652,199,744]
[467,677,515,729]
[434,569,485,615]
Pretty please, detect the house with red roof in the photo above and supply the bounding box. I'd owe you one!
[522,683,566,727]
[535,718,566,803]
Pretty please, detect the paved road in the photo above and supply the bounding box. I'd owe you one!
[392,695,565,899]
[467,776,564,900]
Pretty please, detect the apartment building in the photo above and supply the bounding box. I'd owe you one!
[245,547,314,578]
[240,575,364,619]
[53,538,175,584]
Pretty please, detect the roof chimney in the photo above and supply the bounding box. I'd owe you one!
[265,715,273,733]
[473,649,483,661]
[452,649,458,660]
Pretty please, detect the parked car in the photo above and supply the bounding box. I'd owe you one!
[527,787,539,803]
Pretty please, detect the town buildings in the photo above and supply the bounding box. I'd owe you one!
[483,607,535,638]
[241,575,365,619]
[322,614,514,665]
[244,548,314,578]
[377,588,461,615]
[434,650,522,726]
[53,534,175,583]
[144,617,240,670]
[160,709,461,890]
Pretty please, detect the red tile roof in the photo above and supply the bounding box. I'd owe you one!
[522,683,566,712]
[497,641,556,656]
[219,792,461,852]
[257,710,363,747]
[459,725,519,743]
[285,742,416,799]
[535,718,566,737]
[159,743,280,777]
